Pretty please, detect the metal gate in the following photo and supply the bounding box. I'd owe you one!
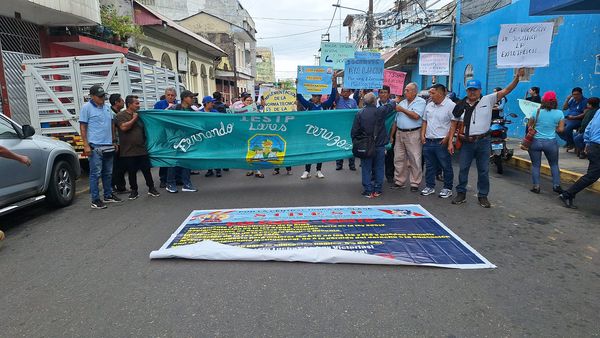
[2,51,39,124]
[486,46,504,95]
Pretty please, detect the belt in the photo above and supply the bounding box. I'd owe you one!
[398,127,421,132]
[460,133,489,143]
[426,138,444,142]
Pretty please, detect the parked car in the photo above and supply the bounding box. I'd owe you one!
[0,113,80,215]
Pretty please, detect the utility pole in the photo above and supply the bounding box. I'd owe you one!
[367,0,374,49]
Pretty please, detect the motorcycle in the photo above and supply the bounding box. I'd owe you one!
[489,113,518,174]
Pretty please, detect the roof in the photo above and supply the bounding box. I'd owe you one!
[394,23,453,48]
[133,1,226,57]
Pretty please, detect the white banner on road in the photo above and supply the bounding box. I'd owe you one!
[497,22,554,68]
[418,53,450,76]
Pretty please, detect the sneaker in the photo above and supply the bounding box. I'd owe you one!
[552,185,564,194]
[91,199,107,209]
[216,171,222,178]
[349,166,356,171]
[190,170,200,175]
[438,188,453,199]
[364,192,375,199]
[148,187,160,197]
[420,187,435,196]
[205,170,214,177]
[113,186,128,194]
[452,192,467,204]
[390,184,405,190]
[128,190,139,200]
[478,196,491,208]
[372,191,382,197]
[316,170,325,179]
[300,171,310,180]
[104,194,123,203]
[336,165,343,170]
[182,184,198,192]
[159,182,167,189]
[559,193,577,209]
[410,186,419,192]
[166,184,178,193]
[286,169,293,175]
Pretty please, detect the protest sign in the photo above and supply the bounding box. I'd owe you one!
[320,42,356,70]
[383,70,407,95]
[355,51,381,59]
[297,65,333,95]
[419,53,450,76]
[263,90,296,112]
[518,99,541,119]
[344,59,384,89]
[150,205,495,269]
[258,85,274,101]
[497,22,554,68]
[140,108,395,170]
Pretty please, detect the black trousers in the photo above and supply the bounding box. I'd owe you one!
[385,144,395,180]
[122,155,155,191]
[336,158,355,167]
[565,143,600,197]
[305,163,322,171]
[112,151,127,189]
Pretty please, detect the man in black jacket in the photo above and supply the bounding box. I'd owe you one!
[351,92,398,198]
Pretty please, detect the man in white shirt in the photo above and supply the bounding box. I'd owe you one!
[389,82,427,192]
[448,68,524,208]
[420,84,456,199]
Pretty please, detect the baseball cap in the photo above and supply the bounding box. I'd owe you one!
[466,79,482,90]
[542,91,557,102]
[89,84,107,97]
[180,90,198,100]
[202,95,216,104]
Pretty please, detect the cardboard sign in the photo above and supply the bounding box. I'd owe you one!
[355,51,381,59]
[419,53,450,76]
[383,70,407,95]
[297,66,333,95]
[320,42,356,70]
[343,59,384,89]
[497,22,554,68]
[518,99,541,119]
[263,90,296,112]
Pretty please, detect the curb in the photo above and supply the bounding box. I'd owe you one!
[507,156,600,193]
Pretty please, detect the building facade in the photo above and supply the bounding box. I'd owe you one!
[255,47,275,84]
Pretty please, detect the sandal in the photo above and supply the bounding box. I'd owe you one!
[255,173,265,178]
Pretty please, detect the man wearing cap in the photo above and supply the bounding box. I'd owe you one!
[448,68,524,208]
[80,84,123,209]
[165,90,198,193]
[200,95,222,178]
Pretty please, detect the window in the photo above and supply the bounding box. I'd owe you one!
[0,117,18,139]
[161,53,173,70]
[141,47,153,59]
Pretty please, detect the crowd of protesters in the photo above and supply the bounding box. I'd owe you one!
[75,66,599,210]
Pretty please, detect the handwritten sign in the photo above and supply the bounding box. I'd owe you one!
[419,53,450,76]
[320,42,356,70]
[343,59,384,89]
[383,70,407,95]
[297,66,333,95]
[263,90,297,112]
[497,22,554,68]
[355,51,381,59]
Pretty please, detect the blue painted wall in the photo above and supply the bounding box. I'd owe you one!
[392,39,452,91]
[452,0,600,137]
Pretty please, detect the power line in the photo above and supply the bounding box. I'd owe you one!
[326,0,341,37]
[258,25,341,39]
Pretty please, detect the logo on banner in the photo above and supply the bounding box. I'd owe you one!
[246,134,286,165]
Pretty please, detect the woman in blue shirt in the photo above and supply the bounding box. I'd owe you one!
[527,91,565,194]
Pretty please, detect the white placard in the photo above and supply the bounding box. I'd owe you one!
[418,53,450,76]
[497,23,554,68]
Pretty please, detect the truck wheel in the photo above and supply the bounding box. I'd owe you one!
[47,160,76,207]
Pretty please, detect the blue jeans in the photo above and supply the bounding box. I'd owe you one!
[573,132,585,150]
[559,119,581,146]
[528,138,560,186]
[456,137,490,197]
[424,139,453,190]
[88,146,114,201]
[360,146,385,194]
[167,167,191,186]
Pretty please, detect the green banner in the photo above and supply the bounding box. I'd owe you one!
[139,109,384,170]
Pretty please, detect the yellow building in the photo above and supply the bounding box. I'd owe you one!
[133,1,226,97]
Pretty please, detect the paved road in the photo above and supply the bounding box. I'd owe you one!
[1,163,599,337]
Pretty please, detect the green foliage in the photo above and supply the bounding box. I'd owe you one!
[100,4,143,40]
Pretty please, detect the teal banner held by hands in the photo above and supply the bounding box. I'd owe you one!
[140,109,385,170]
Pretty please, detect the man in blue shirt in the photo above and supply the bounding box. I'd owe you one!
[559,87,588,149]
[335,88,358,170]
[154,87,179,187]
[80,84,123,209]
[559,110,600,208]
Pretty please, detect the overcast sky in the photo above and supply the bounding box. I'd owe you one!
[239,0,452,80]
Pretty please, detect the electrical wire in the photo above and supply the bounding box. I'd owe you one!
[326,0,340,36]
[258,25,341,39]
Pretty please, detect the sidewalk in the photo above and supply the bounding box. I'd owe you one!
[506,139,600,193]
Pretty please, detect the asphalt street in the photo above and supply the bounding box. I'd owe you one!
[1,162,599,337]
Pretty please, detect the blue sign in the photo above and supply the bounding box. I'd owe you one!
[355,51,381,59]
[297,65,333,95]
[344,59,384,89]
[150,205,495,269]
